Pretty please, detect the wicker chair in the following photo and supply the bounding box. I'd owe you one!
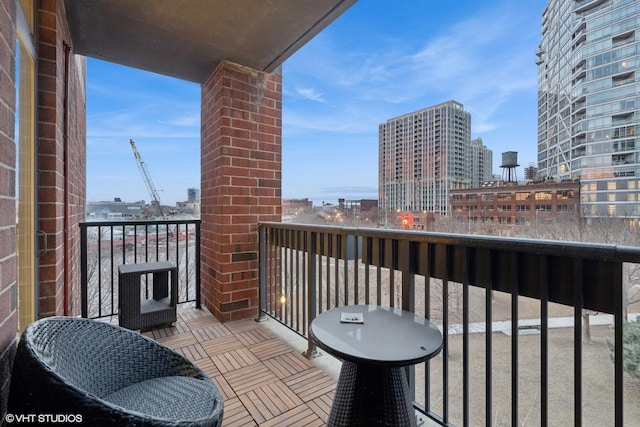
[8,316,223,426]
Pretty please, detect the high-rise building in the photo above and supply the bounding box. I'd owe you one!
[524,163,538,181]
[536,0,640,218]
[470,138,493,187]
[187,187,200,203]
[379,100,474,215]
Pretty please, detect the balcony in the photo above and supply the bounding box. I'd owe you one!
[81,219,640,426]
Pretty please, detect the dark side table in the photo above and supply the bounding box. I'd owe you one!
[118,261,178,331]
[309,305,443,427]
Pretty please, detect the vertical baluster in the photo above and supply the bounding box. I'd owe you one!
[389,239,395,308]
[573,259,583,426]
[326,233,331,310]
[318,233,324,314]
[295,230,300,332]
[613,261,623,427]
[540,255,549,427]
[342,233,349,306]
[442,244,450,424]
[257,225,266,321]
[80,223,88,318]
[97,226,103,318]
[377,238,383,306]
[195,220,201,309]
[289,231,294,328]
[485,248,493,427]
[305,230,318,358]
[354,234,359,304]
[334,234,340,307]
[365,237,370,305]
[462,247,470,427]
[424,242,432,413]
[510,251,518,427]
[109,225,114,316]
[185,223,190,303]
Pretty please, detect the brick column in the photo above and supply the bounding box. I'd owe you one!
[201,61,282,321]
[37,1,86,317]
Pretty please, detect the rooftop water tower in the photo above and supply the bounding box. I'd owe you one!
[501,151,519,183]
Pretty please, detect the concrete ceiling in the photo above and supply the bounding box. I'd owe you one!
[64,0,357,83]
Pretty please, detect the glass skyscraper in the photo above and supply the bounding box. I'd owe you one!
[537,0,640,218]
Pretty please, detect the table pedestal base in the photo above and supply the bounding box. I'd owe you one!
[328,361,416,427]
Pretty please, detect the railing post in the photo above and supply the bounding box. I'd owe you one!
[256,224,267,322]
[304,229,319,358]
[80,222,88,318]
[195,220,202,309]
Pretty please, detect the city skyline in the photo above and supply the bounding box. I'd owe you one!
[86,1,546,206]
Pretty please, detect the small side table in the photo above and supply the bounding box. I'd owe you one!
[118,261,178,330]
[310,305,443,427]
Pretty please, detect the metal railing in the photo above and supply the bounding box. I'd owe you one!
[258,222,640,426]
[80,219,201,319]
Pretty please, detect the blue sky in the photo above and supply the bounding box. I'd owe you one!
[87,0,547,206]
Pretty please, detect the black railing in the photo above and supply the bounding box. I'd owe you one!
[80,219,201,319]
[258,222,640,426]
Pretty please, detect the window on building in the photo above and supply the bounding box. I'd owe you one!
[535,205,552,212]
[535,191,552,200]
[557,190,574,199]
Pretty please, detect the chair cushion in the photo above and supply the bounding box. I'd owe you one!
[103,376,219,421]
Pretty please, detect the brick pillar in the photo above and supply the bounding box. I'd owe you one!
[37,1,86,317]
[201,61,282,321]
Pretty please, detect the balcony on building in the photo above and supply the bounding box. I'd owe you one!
[78,218,640,426]
[4,1,640,426]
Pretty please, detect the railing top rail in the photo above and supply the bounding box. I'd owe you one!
[80,219,201,228]
[259,222,640,263]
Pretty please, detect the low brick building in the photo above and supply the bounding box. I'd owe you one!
[450,179,581,226]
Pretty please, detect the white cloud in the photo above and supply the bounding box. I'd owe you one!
[294,87,325,102]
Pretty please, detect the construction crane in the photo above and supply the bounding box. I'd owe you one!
[129,139,163,217]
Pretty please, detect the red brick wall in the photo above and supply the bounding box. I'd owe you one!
[0,0,18,414]
[37,0,86,317]
[201,61,282,321]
